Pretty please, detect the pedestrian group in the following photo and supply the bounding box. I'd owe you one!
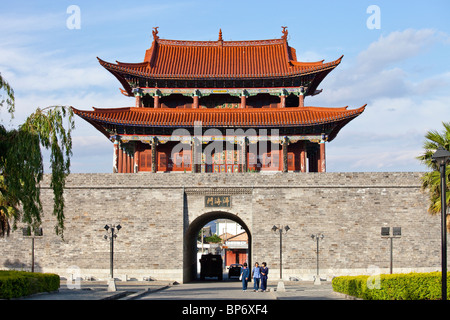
[240,262,268,292]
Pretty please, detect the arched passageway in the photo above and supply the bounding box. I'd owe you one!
[183,211,251,283]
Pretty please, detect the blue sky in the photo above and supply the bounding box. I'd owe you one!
[1,0,449,173]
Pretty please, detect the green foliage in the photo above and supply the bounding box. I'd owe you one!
[417,122,450,215]
[204,234,222,243]
[332,272,450,300]
[0,270,60,299]
[0,72,15,116]
[0,175,20,236]
[0,73,75,238]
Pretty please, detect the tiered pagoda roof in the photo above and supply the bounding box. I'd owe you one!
[72,28,366,174]
[98,28,343,97]
[73,28,365,148]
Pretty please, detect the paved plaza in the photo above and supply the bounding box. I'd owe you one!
[17,279,348,301]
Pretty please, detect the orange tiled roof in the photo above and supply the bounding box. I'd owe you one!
[98,30,342,96]
[72,105,365,134]
[103,38,342,79]
[225,232,248,242]
[219,233,235,241]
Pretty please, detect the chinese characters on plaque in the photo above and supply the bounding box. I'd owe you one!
[205,195,231,208]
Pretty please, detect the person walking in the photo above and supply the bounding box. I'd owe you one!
[252,262,261,292]
[240,262,250,291]
[260,262,269,292]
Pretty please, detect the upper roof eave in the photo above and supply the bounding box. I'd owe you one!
[97,32,343,84]
[98,56,342,81]
[98,57,134,96]
[71,105,366,132]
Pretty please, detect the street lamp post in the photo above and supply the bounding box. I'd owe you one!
[381,227,402,274]
[432,146,450,300]
[22,226,43,273]
[311,233,324,285]
[271,225,290,280]
[104,224,122,291]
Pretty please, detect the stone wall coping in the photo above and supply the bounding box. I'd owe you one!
[39,172,425,189]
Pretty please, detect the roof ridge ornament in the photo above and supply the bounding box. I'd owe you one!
[152,26,159,41]
[218,29,223,47]
[281,26,288,40]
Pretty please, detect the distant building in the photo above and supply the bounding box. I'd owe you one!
[216,219,245,236]
[222,232,248,266]
[217,220,248,266]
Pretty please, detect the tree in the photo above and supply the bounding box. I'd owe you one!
[0,72,74,238]
[417,122,450,221]
[204,234,222,244]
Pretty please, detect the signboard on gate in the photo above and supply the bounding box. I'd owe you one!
[205,195,231,208]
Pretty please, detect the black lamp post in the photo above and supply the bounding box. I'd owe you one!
[432,146,450,300]
[104,224,121,289]
[311,233,324,284]
[272,225,290,279]
[22,226,43,273]
[381,227,401,274]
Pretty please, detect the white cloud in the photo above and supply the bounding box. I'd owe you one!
[328,146,424,172]
[0,45,117,93]
[0,9,132,173]
[313,28,448,107]
[326,92,450,172]
[0,12,64,37]
[310,29,450,172]
[356,29,438,73]
[0,41,131,126]
[296,50,325,62]
[5,90,131,127]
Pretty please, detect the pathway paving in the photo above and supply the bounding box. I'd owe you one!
[16,279,347,300]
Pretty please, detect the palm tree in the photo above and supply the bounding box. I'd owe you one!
[417,122,450,230]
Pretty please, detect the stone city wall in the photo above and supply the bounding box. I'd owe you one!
[0,172,442,283]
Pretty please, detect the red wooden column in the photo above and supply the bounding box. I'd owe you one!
[128,150,134,173]
[151,137,157,173]
[122,148,128,173]
[240,92,247,109]
[300,141,307,173]
[191,137,201,173]
[113,140,119,173]
[154,95,160,108]
[118,144,124,173]
[130,152,134,173]
[135,94,143,108]
[282,138,288,173]
[193,95,199,109]
[241,138,248,172]
[134,146,140,173]
[319,142,326,173]
[125,149,130,173]
[280,94,286,108]
[191,141,195,173]
[298,93,304,108]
